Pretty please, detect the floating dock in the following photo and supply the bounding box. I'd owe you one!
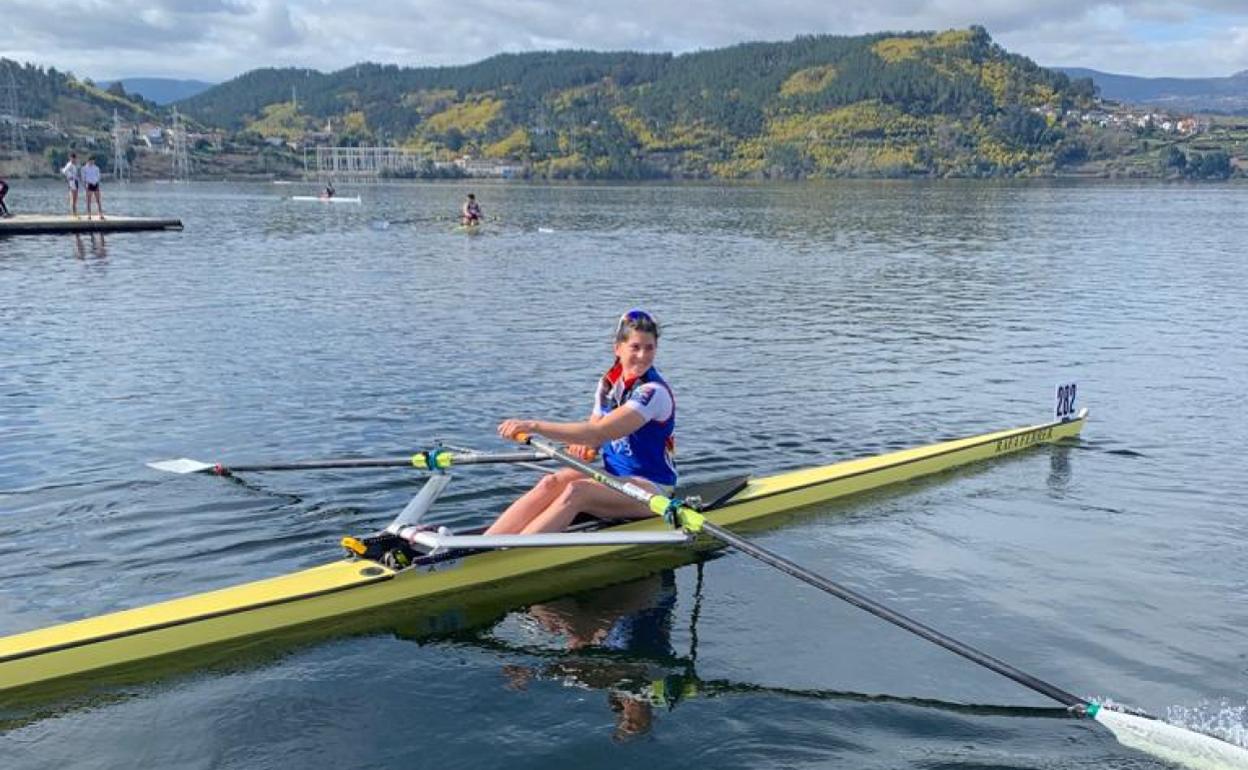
[0,215,184,236]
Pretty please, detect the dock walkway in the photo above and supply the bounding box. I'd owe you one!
[0,215,183,236]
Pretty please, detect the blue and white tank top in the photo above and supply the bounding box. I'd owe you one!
[592,362,676,487]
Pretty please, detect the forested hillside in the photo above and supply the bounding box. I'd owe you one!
[177,27,1101,178]
[3,58,156,129]
[10,30,1241,180]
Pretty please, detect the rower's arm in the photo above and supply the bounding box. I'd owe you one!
[527,407,646,447]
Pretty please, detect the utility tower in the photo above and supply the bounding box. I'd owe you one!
[111,110,131,182]
[171,107,191,182]
[0,61,27,168]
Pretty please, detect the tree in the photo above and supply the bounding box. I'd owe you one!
[1190,150,1231,180]
[993,106,1052,149]
[1054,136,1089,167]
[45,147,70,172]
[1159,145,1186,174]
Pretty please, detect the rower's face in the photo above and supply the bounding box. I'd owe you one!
[615,330,657,377]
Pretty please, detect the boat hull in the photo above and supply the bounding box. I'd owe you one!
[0,412,1086,696]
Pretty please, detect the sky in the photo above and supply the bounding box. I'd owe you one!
[2,0,1247,83]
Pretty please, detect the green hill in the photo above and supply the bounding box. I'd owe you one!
[2,59,157,131]
[0,59,162,176]
[178,27,1100,178]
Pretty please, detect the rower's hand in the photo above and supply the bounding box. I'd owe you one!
[568,444,599,462]
[498,419,537,442]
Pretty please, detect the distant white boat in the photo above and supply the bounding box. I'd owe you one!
[291,195,361,204]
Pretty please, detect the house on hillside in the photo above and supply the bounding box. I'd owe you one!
[455,155,525,178]
[139,123,165,149]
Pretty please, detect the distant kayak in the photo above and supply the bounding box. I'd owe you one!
[454,223,485,234]
[291,195,361,204]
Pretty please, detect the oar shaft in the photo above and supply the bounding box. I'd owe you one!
[225,451,548,474]
[697,519,1084,708]
[519,434,1085,710]
[157,451,552,475]
[225,458,412,473]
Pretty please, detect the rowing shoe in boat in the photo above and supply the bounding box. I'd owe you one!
[0,411,1085,695]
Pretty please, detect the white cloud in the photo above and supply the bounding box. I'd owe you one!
[1,0,1246,80]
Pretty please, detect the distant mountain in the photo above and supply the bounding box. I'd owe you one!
[1053,67,1248,113]
[102,77,215,105]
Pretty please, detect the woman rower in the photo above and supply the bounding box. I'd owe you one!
[486,309,676,535]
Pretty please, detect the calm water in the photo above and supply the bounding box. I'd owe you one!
[1,179,1246,768]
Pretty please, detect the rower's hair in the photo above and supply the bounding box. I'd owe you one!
[615,309,660,343]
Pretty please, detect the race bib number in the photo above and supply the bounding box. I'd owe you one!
[1055,382,1079,421]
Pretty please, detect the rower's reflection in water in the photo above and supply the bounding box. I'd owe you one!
[499,570,679,741]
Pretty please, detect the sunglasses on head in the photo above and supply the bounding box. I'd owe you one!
[615,308,659,339]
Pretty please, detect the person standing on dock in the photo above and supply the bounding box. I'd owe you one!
[61,153,81,218]
[81,156,105,220]
[0,176,11,217]
[486,309,677,535]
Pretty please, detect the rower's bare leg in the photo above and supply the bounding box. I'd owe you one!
[485,468,582,534]
[519,479,653,534]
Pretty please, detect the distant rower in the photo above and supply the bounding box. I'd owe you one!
[461,193,482,226]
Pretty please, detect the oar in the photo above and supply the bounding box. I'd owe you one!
[514,434,1248,770]
[147,449,549,476]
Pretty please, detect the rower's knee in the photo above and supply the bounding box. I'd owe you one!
[532,469,577,496]
[555,478,597,507]
[531,474,561,497]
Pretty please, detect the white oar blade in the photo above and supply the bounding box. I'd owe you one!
[147,458,216,474]
[1095,707,1248,770]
